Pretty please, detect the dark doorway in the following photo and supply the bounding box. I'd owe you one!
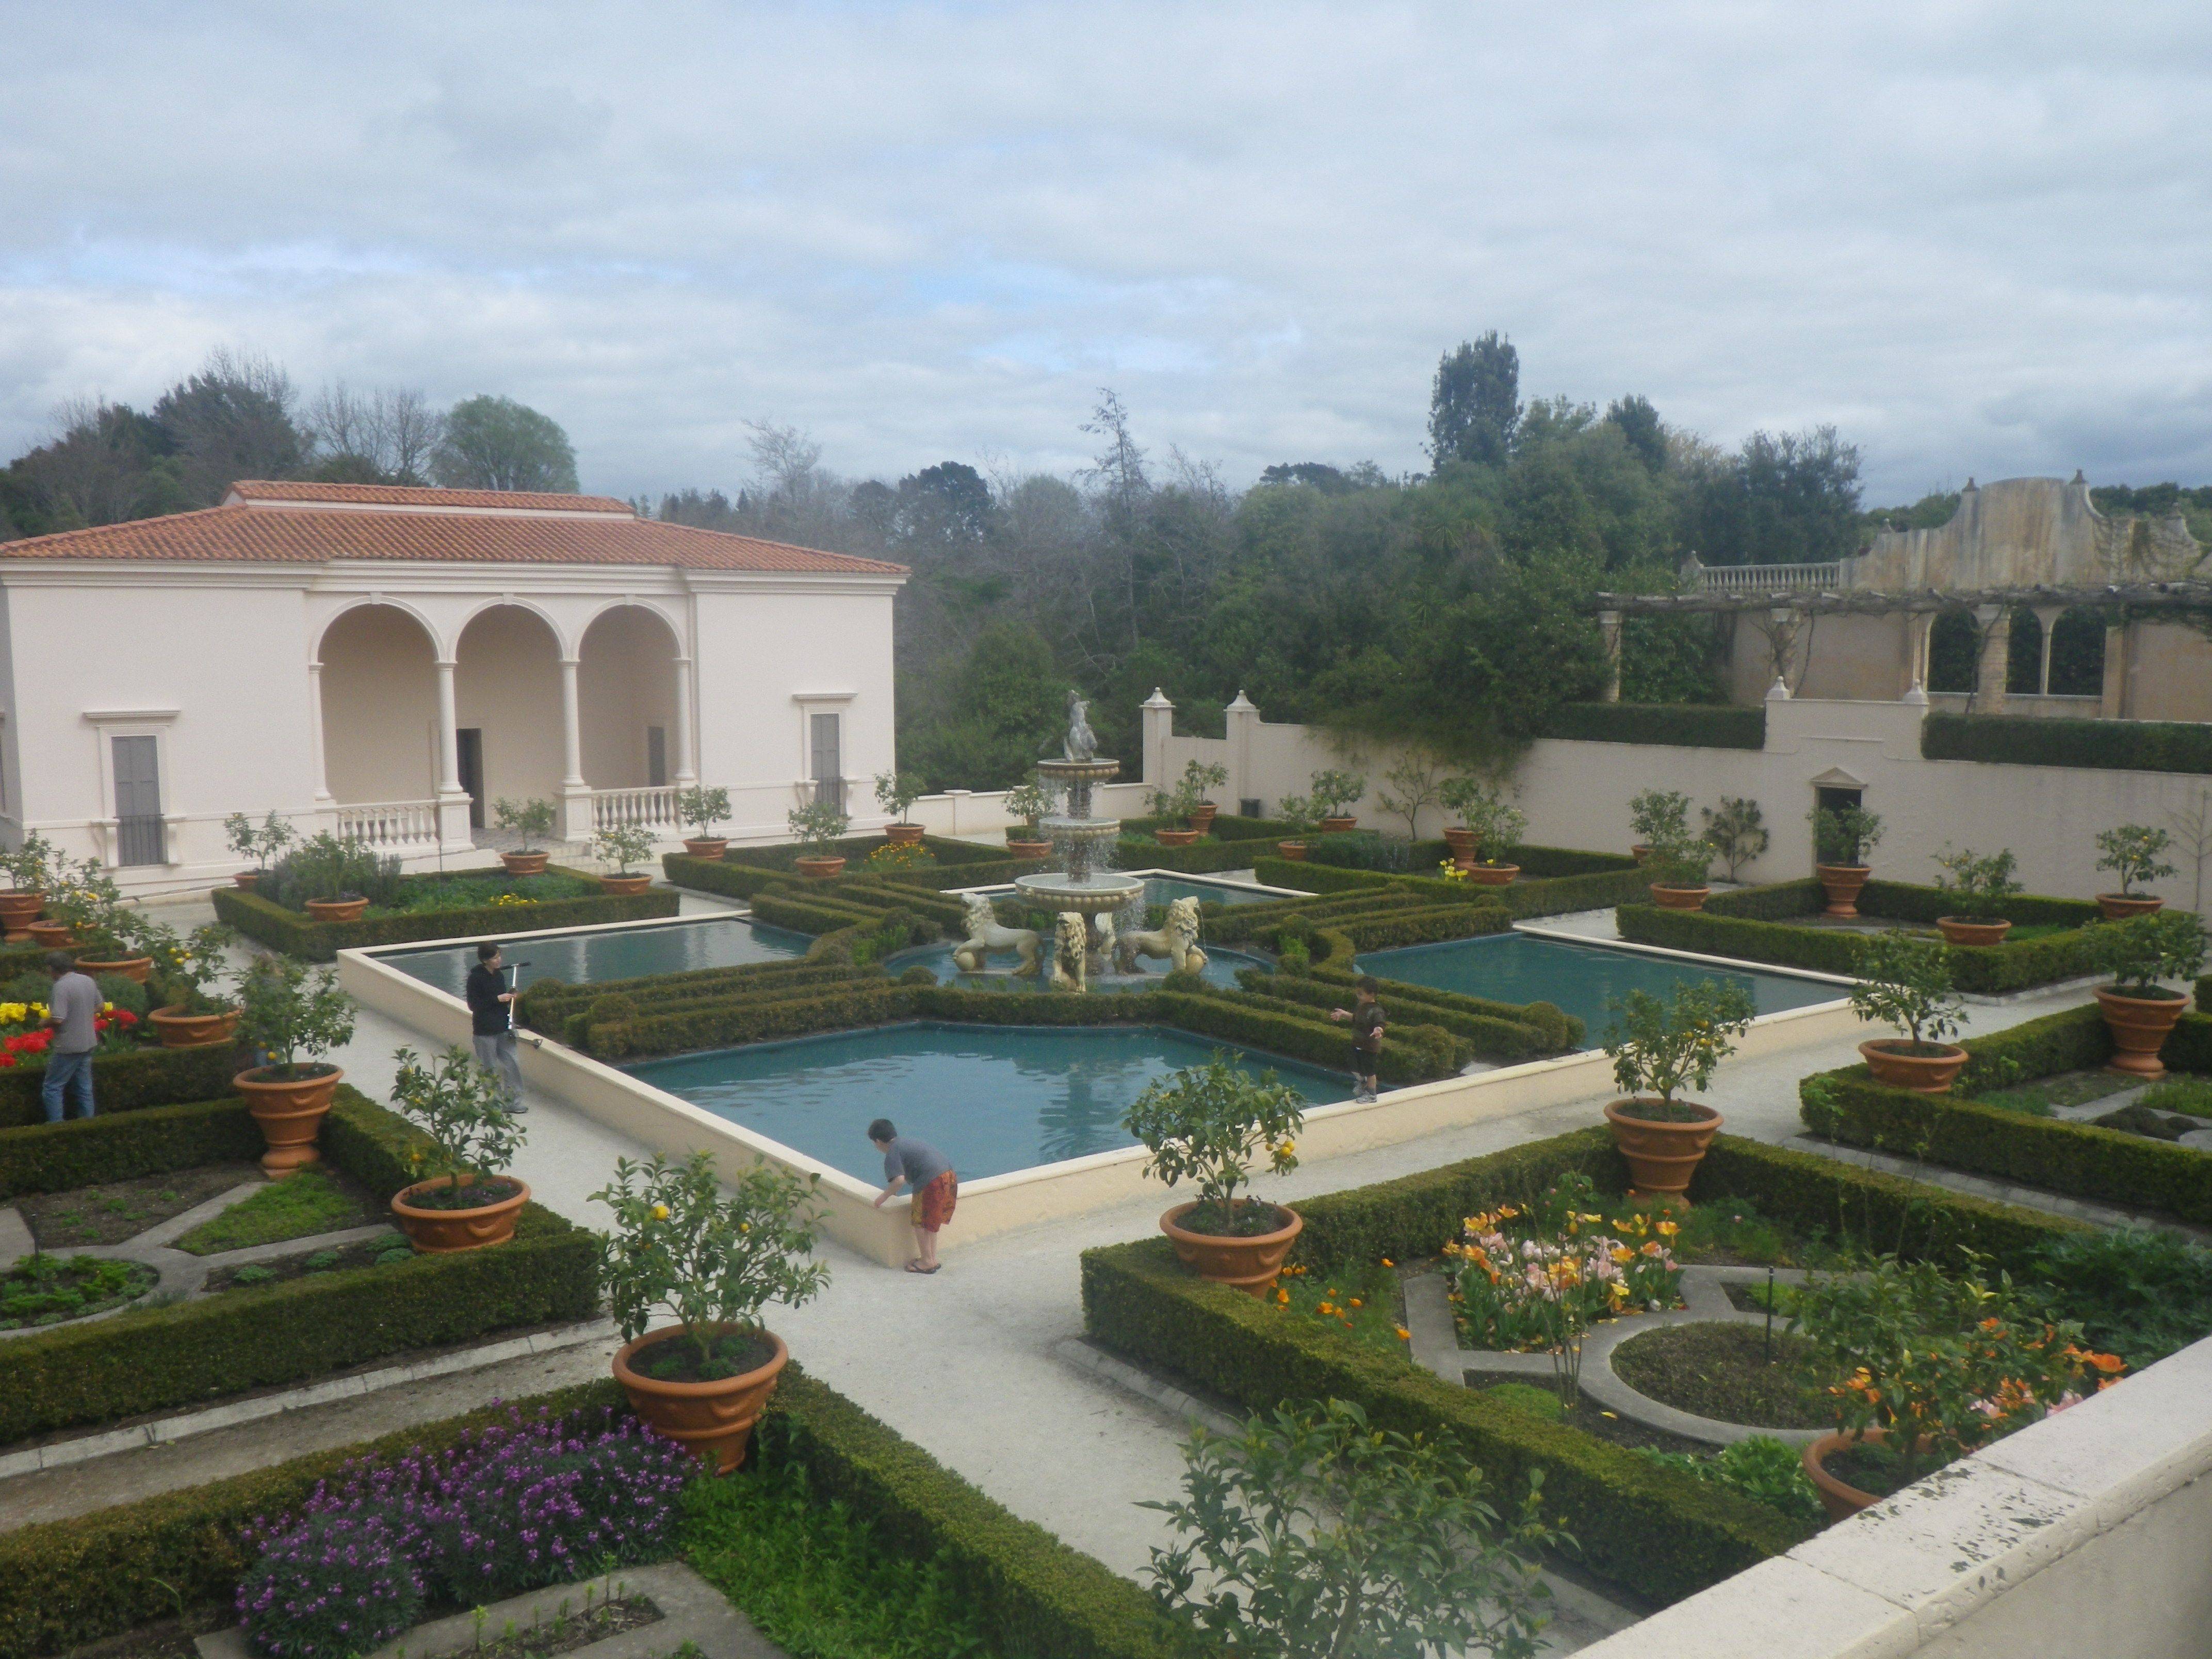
[1814,785,1862,816]
[457,728,484,829]
[647,726,668,788]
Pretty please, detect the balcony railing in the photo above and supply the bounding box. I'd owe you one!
[1694,561,1842,594]
[336,799,442,849]
[592,786,682,834]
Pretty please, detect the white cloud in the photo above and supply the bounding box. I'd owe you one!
[2,0,2208,501]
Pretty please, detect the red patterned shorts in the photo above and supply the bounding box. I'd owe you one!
[913,1169,958,1233]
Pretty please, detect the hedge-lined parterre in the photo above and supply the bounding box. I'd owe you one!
[0,1039,245,1132]
[0,1096,262,1198]
[214,868,679,962]
[1249,851,1658,922]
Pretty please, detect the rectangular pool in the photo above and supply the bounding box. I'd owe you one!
[378,916,813,998]
[1357,932,1843,1048]
[623,1021,1346,1182]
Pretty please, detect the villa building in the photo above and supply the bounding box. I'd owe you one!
[0,481,907,891]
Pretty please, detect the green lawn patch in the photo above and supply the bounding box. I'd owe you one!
[173,1165,378,1255]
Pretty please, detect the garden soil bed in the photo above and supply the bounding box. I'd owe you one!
[1460,1369,1715,1456]
[174,1164,381,1254]
[629,1329,780,1384]
[2,1256,159,1329]
[202,1233,410,1293]
[55,1616,214,1659]
[1609,1322,1833,1430]
[18,1164,264,1248]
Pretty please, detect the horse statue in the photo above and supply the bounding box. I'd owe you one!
[1064,690,1098,762]
[951,892,1041,976]
[1087,908,1116,977]
[1114,895,1208,976]
[1048,911,1092,991]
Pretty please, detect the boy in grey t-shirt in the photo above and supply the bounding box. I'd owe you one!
[868,1117,956,1274]
[41,952,100,1122]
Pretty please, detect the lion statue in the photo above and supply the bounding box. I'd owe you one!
[951,892,1040,976]
[1115,895,1207,976]
[1049,910,1092,991]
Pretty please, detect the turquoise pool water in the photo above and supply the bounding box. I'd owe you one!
[1135,875,1277,907]
[1357,933,1842,1048]
[624,1021,1344,1182]
[381,917,812,998]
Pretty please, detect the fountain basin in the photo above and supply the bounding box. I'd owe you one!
[1013,870,1145,915]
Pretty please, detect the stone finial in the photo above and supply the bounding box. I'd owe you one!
[1226,690,1257,712]
[1141,687,1175,709]
[1765,676,1793,702]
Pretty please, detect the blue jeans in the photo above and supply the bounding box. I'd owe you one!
[42,1049,94,1122]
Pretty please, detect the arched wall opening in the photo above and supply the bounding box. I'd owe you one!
[454,606,564,822]
[319,606,440,804]
[2048,609,2107,697]
[578,606,681,789]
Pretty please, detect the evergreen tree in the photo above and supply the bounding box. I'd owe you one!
[1426,331,1521,467]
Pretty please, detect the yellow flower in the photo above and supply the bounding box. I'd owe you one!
[650,1203,670,1219]
[1276,1289,1289,1305]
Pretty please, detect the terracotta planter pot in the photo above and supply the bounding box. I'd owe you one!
[1603,1099,1723,1198]
[234,1064,343,1176]
[1859,1038,1969,1094]
[231,871,261,890]
[1319,816,1357,834]
[614,1325,790,1474]
[2096,985,2189,1079]
[599,873,653,896]
[1005,839,1052,860]
[1804,1428,1894,1522]
[1631,843,1652,866]
[1649,884,1710,911]
[794,855,846,880]
[304,897,369,924]
[149,1005,240,1049]
[76,954,152,983]
[681,838,728,859]
[1276,840,1308,861]
[1155,828,1201,847]
[2096,893,2164,920]
[501,851,551,877]
[0,892,43,942]
[1442,827,1476,859]
[1186,804,1218,834]
[391,1174,530,1252]
[1464,862,1518,885]
[1936,917,2011,947]
[1816,864,1872,919]
[884,823,925,847]
[1159,1201,1304,1296]
[27,920,74,948]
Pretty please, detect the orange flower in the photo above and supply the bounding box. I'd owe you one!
[1380,1258,1394,1268]
[1276,1289,1289,1305]
[1348,1297,1363,1309]
[1394,1325,1411,1341]
[2084,1351,2124,1375]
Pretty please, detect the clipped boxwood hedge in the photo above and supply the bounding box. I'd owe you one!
[1923,711,2212,775]
[1251,855,1658,922]
[0,1097,261,1199]
[0,1087,599,1447]
[214,868,679,962]
[0,1040,247,1131]
[1538,703,1766,750]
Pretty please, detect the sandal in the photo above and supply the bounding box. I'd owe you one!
[904,1261,939,1274]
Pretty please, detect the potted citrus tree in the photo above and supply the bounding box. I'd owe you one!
[593,823,656,894]
[1644,828,1713,910]
[1150,772,1205,847]
[0,831,55,941]
[1004,774,1055,859]
[46,858,155,981]
[677,785,732,859]
[1811,805,1883,918]
[223,811,296,891]
[1125,1056,1306,1296]
[147,922,241,1049]
[2090,909,2206,1079]
[1442,780,1526,884]
[1178,759,1229,834]
[1272,792,1318,861]
[493,798,557,877]
[274,832,395,924]
[787,799,851,878]
[873,771,926,847]
[1930,845,2021,945]
[1309,770,1365,834]
[233,957,356,1176]
[387,1045,530,1251]
[1628,788,1690,866]
[1851,929,1968,1092]
[595,1149,831,1472]
[2094,825,2174,920]
[1600,979,1756,1197]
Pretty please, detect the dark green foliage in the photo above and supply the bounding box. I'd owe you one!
[584,983,913,1060]
[1538,703,1766,750]
[517,962,874,1031]
[0,1098,259,1199]
[1923,712,2212,776]
[212,872,678,962]
[0,1042,245,1131]
[1618,614,1729,705]
[1234,967,1572,1062]
[1427,331,1521,467]
[1250,854,1652,923]
[2025,1228,2212,1369]
[1681,426,1863,568]
[433,395,578,492]
[1305,832,1416,872]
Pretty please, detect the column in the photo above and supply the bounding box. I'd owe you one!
[1225,690,1259,814]
[671,654,697,786]
[2101,623,2130,719]
[2033,606,2063,697]
[433,658,471,849]
[1973,604,2009,713]
[1901,612,1933,704]
[557,656,595,842]
[1140,687,1175,786]
[306,660,333,806]
[1597,610,1623,703]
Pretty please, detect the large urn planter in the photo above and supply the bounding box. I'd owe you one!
[234,1064,343,1176]
[1936,917,2011,947]
[304,897,369,924]
[231,871,262,891]
[1006,838,1052,860]
[1159,1201,1303,1297]
[500,851,550,877]
[391,1174,530,1252]
[2095,986,2188,1079]
[76,953,153,984]
[681,838,728,860]
[1859,1039,1968,1094]
[1603,1099,1723,1199]
[598,874,653,896]
[613,1325,790,1473]
[1442,827,1476,861]
[149,1005,240,1049]
[793,855,846,880]
[1631,843,1651,866]
[1464,862,1518,886]
[1276,840,1308,861]
[1155,828,1201,848]
[2096,893,2164,921]
[0,892,42,942]
[1803,1429,1895,1522]
[1816,864,1872,919]
[884,823,926,848]
[1649,883,1709,911]
[26,921,72,949]
[1319,816,1358,835]
[1186,803,1218,835]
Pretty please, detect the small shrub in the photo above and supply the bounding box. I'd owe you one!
[1603,980,1755,1118]
[2095,824,2175,897]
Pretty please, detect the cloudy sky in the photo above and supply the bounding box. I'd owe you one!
[3,2,2207,503]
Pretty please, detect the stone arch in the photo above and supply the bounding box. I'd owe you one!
[577,604,684,789]
[2004,605,2043,695]
[314,595,447,664]
[2048,608,2107,697]
[318,604,441,804]
[1926,609,1979,694]
[452,595,573,662]
[454,605,565,818]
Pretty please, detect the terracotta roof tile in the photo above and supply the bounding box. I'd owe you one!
[228,480,636,513]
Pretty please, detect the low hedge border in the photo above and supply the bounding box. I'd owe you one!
[1923,710,2212,775]
[1250,855,1660,922]
[0,1040,247,1132]
[0,1097,262,1198]
[0,1087,600,1446]
[1538,703,1767,750]
[517,960,873,1028]
[213,869,680,962]
[1797,1004,2212,1225]
[1242,965,1578,1060]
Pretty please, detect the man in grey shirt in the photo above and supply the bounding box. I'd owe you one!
[41,952,100,1122]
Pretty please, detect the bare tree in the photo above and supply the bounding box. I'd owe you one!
[304,384,445,483]
[2167,787,2212,914]
[304,382,377,465]
[379,389,444,484]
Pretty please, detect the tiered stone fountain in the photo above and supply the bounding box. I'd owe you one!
[1012,695,1144,990]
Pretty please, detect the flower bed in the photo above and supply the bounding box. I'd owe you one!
[1250,851,1656,921]
[213,868,679,962]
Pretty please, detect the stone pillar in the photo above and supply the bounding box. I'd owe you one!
[434,658,473,849]
[2032,606,2064,697]
[2100,624,2128,719]
[1973,604,2009,713]
[1225,690,1259,812]
[306,660,333,806]
[671,654,698,786]
[1140,687,1175,786]
[1597,610,1623,703]
[557,656,594,842]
